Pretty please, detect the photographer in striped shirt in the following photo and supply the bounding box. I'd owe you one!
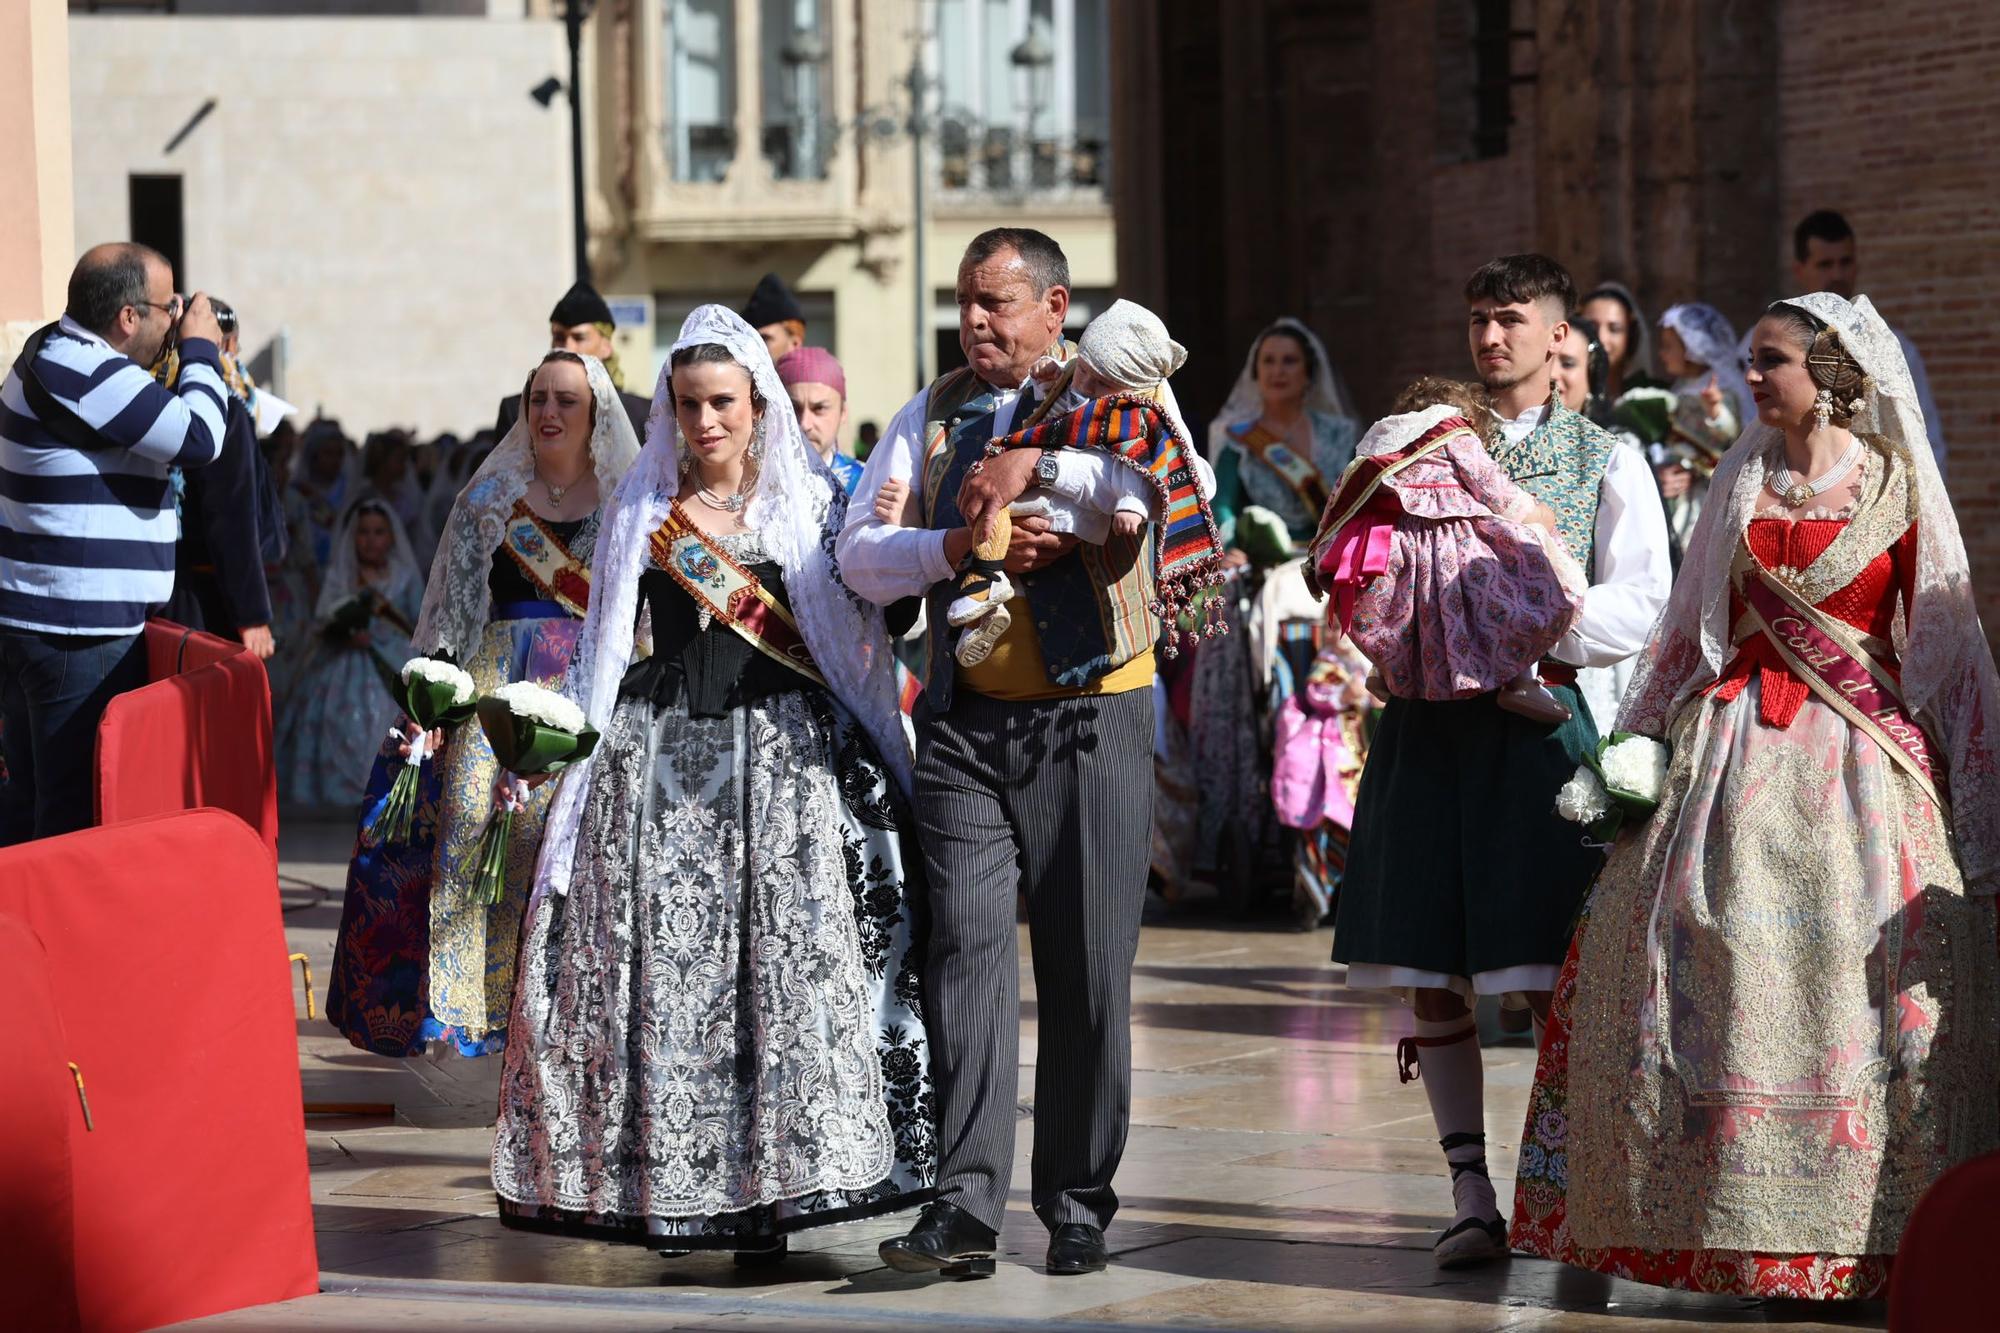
[0,242,228,842]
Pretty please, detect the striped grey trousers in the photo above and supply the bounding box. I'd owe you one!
[911,684,1154,1233]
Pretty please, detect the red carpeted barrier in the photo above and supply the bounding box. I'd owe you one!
[1890,1148,2000,1329]
[95,618,277,856]
[0,809,317,1332]
[0,915,80,1333]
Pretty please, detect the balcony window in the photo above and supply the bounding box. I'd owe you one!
[666,0,738,183]
[760,0,833,180]
[932,0,1110,197]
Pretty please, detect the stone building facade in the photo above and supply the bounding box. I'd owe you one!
[1111,0,2000,636]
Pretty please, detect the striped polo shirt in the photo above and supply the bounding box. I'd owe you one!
[0,318,228,636]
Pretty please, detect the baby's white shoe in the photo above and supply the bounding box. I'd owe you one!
[947,571,1015,627]
[955,602,1014,666]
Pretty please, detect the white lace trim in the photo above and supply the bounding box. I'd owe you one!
[411,354,641,661]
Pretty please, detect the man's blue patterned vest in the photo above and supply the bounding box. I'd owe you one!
[1487,401,1618,577]
[918,367,1159,711]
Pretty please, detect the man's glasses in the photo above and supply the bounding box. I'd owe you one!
[133,296,184,319]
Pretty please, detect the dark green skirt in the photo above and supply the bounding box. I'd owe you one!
[1332,686,1604,983]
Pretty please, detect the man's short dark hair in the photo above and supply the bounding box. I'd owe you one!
[1464,253,1576,315]
[1793,209,1855,261]
[961,227,1070,296]
[66,243,168,338]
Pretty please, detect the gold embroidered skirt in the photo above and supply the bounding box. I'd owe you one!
[1513,678,1998,1297]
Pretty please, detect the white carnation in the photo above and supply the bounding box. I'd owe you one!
[1615,386,1676,409]
[1555,765,1611,825]
[401,656,476,705]
[487,680,588,734]
[1599,736,1668,800]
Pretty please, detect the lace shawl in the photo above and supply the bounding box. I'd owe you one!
[410,354,640,661]
[533,305,913,902]
[1620,292,2000,890]
[1658,302,1752,438]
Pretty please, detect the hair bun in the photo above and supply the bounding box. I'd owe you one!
[1805,327,1867,419]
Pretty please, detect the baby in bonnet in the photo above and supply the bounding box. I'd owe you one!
[877,298,1216,666]
[1307,377,1585,724]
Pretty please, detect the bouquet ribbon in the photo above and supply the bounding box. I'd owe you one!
[398,725,432,768]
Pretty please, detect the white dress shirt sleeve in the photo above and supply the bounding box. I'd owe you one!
[1549,444,1673,668]
[836,389,956,605]
[1040,428,1217,514]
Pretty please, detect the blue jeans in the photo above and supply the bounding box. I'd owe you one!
[0,628,147,844]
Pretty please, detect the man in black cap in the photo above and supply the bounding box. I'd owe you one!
[741,272,806,362]
[494,282,651,438]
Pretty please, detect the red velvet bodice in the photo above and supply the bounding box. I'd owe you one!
[1713,518,1918,727]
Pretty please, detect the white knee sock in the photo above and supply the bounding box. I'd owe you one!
[1404,1015,1496,1226]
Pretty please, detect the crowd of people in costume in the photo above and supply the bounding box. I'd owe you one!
[4,204,1995,1304]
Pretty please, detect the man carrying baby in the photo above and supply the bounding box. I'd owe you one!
[1331,254,1672,1269]
[838,229,1171,1280]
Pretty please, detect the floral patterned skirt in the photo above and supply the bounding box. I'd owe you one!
[1511,679,2000,1299]
[1353,516,1580,701]
[490,684,934,1248]
[324,613,581,1058]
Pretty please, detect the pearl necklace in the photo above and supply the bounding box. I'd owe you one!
[1769,437,1863,509]
[695,483,748,514]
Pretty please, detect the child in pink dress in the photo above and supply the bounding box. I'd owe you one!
[1308,383,1585,723]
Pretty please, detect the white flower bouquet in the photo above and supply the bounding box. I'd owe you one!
[1555,732,1669,843]
[468,681,599,904]
[368,657,480,844]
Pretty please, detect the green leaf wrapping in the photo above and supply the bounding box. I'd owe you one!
[474,696,599,776]
[404,670,479,731]
[1611,392,1672,446]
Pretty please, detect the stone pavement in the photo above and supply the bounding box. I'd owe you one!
[172,819,1885,1331]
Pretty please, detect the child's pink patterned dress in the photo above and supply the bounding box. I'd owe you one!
[1312,410,1584,700]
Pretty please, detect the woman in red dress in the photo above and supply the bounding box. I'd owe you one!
[1511,291,2000,1300]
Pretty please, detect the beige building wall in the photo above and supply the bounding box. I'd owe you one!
[68,15,573,436]
[1,0,76,350]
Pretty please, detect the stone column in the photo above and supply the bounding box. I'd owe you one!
[0,0,73,344]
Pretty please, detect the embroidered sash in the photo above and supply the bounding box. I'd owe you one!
[502,500,592,619]
[647,501,828,689]
[1734,552,1947,813]
[1234,420,1329,516]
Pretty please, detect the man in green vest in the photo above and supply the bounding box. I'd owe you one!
[838,228,1159,1279]
[1332,254,1671,1268]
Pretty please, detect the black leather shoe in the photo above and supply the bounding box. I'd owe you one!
[878,1201,998,1278]
[1045,1222,1108,1275]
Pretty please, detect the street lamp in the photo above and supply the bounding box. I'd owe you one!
[830,14,1070,388]
[779,24,829,180]
[1010,20,1056,110]
[528,1,594,285]
[1009,19,1055,189]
